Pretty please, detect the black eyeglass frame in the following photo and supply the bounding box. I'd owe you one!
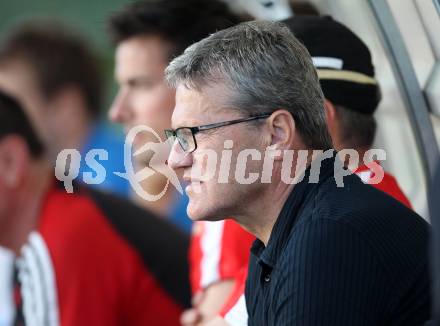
[165,113,272,153]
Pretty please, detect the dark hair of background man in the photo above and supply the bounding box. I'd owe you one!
[107,0,241,61]
[0,21,103,119]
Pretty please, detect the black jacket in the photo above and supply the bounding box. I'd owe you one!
[246,155,431,325]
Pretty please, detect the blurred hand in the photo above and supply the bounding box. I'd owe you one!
[181,281,234,326]
[180,308,203,326]
[181,291,204,326]
[181,310,231,326]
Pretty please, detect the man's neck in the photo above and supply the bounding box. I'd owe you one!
[242,182,295,246]
[237,151,314,246]
[0,161,52,254]
[335,142,369,170]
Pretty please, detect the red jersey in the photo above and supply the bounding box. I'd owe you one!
[15,182,191,326]
[189,220,254,295]
[355,163,412,209]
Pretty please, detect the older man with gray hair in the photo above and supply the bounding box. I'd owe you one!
[165,21,431,325]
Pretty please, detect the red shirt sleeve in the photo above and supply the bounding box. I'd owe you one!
[189,220,255,294]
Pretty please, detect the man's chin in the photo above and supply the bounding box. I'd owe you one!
[187,204,225,222]
[186,205,204,221]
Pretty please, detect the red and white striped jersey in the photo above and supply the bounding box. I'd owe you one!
[189,220,254,295]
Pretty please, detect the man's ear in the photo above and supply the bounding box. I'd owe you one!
[324,99,340,145]
[266,109,296,160]
[324,99,337,125]
[0,136,31,188]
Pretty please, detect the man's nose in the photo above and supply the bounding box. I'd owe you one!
[167,140,193,170]
[109,89,130,123]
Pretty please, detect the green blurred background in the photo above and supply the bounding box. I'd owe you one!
[0,0,136,115]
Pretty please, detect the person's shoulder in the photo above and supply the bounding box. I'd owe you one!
[278,217,383,285]
[314,173,426,230]
[284,176,430,284]
[40,183,192,308]
[84,185,189,247]
[81,185,192,308]
[313,174,430,254]
[282,215,415,279]
[38,186,144,288]
[40,182,189,259]
[39,184,107,236]
[39,185,134,256]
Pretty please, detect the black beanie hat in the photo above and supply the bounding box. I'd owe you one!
[282,15,381,115]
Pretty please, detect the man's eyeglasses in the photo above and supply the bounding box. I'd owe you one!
[164,113,271,153]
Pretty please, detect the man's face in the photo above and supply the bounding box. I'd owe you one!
[168,84,267,221]
[109,36,176,150]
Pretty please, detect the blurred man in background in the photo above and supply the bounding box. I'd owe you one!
[0,21,129,197]
[107,0,256,323]
[107,0,238,227]
[0,89,191,325]
[284,15,412,208]
[0,20,123,325]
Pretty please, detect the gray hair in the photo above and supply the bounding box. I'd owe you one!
[165,20,332,149]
